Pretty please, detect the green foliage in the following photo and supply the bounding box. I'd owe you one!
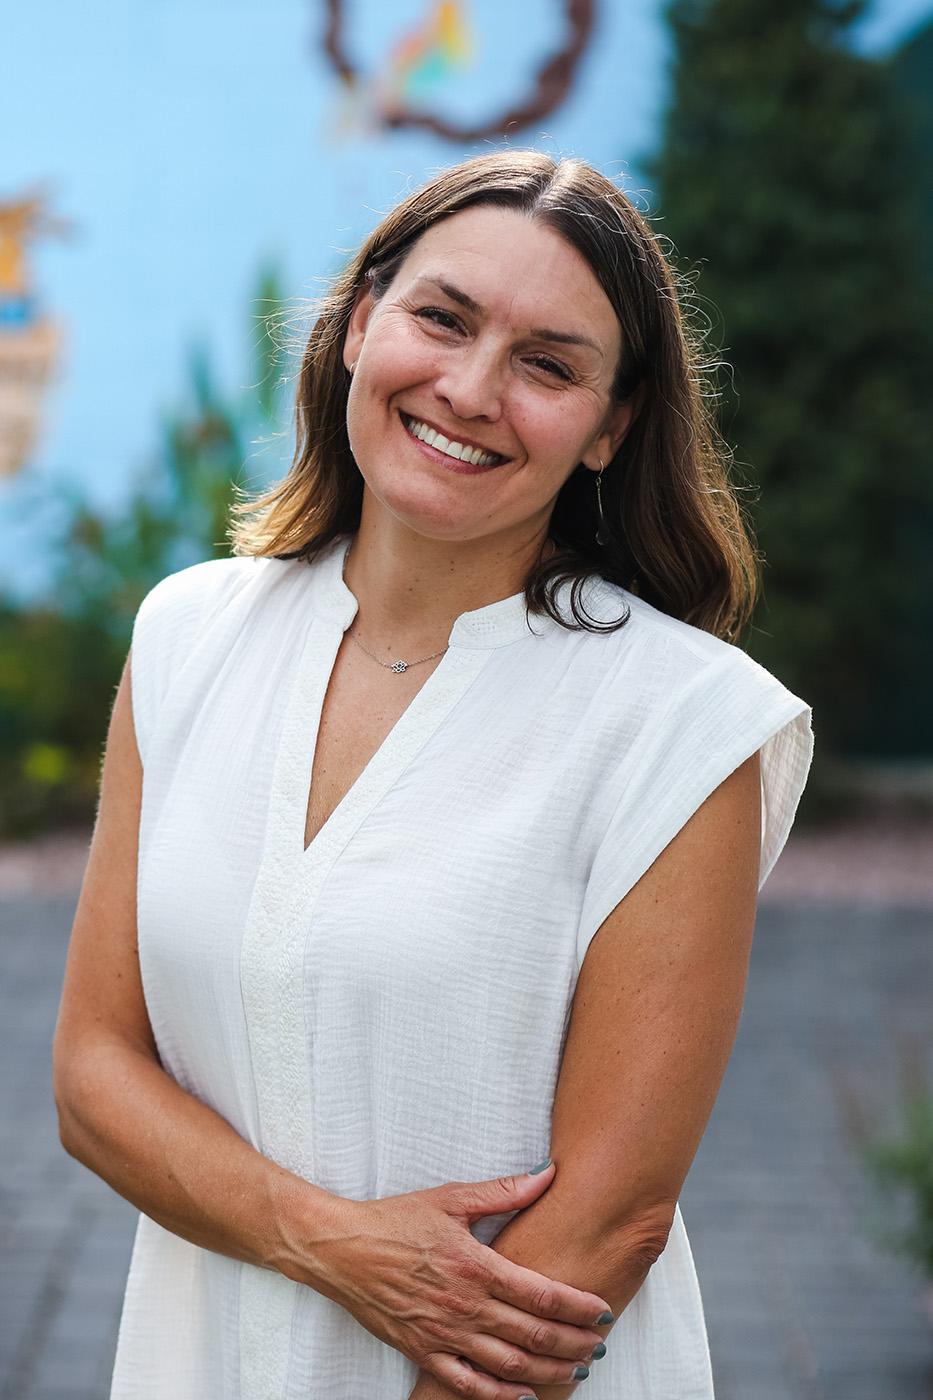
[0,264,291,838]
[838,1040,933,1280]
[646,0,933,759]
[861,1091,933,1277]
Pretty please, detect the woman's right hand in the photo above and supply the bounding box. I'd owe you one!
[295,1161,611,1399]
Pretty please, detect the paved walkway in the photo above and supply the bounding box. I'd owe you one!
[2,876,932,1397]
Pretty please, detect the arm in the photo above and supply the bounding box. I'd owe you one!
[52,652,350,1280]
[408,749,763,1400]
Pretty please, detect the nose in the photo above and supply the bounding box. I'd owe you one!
[433,342,504,424]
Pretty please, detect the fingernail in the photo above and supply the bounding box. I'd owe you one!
[596,1310,615,1324]
[572,1364,590,1380]
[528,1158,552,1174]
[592,1342,607,1359]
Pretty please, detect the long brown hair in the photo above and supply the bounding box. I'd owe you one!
[228,150,760,641]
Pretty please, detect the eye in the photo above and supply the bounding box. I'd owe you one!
[527,354,573,383]
[415,306,463,332]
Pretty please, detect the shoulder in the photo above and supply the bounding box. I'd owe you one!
[135,554,266,624]
[587,577,734,664]
[553,576,813,788]
[553,575,782,708]
[132,553,302,648]
[130,554,288,697]
[129,555,300,764]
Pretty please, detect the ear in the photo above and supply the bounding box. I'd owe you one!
[342,283,376,375]
[583,381,647,472]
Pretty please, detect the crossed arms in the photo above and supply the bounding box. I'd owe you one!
[54,650,762,1398]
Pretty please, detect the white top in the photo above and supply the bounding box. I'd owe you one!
[112,532,813,1399]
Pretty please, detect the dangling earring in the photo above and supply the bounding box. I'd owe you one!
[595,457,608,546]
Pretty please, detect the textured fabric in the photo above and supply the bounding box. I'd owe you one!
[111,532,814,1399]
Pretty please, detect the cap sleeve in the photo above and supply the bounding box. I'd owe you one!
[574,647,814,968]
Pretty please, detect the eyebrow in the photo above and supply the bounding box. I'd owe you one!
[411,275,605,358]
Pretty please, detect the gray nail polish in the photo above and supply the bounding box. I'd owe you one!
[592,1342,607,1358]
[528,1158,551,1174]
[596,1310,614,1324]
[573,1364,590,1379]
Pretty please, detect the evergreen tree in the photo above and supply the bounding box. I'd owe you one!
[646,0,933,762]
[889,18,933,297]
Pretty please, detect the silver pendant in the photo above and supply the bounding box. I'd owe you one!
[391,659,408,673]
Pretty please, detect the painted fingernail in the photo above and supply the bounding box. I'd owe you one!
[572,1364,590,1379]
[528,1158,552,1174]
[596,1310,615,1324]
[592,1342,607,1359]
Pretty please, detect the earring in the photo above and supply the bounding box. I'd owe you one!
[595,457,608,546]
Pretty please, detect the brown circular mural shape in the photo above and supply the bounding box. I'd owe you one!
[322,0,595,141]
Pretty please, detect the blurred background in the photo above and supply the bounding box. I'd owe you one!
[1,1,931,1397]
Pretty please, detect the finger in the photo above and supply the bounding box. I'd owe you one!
[427,1350,540,1400]
[485,1256,611,1329]
[448,1331,593,1389]
[475,1298,605,1362]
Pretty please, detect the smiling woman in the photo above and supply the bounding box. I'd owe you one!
[53,150,813,1400]
[230,153,759,645]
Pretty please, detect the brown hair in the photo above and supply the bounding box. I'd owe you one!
[228,149,760,641]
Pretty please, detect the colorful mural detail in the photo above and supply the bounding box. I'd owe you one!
[0,190,68,479]
[323,0,595,141]
[383,1,474,108]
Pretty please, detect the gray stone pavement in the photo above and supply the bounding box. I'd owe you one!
[1,890,932,1399]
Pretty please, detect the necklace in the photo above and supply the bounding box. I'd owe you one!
[341,546,449,675]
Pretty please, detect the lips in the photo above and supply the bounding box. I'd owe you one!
[399,410,508,467]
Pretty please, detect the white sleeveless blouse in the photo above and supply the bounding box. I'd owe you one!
[111,533,813,1398]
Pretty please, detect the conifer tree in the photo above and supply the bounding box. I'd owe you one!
[647,0,933,759]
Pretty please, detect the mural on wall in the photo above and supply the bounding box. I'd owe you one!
[323,0,596,141]
[0,189,68,479]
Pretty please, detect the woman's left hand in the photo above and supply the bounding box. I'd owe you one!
[407,1364,582,1400]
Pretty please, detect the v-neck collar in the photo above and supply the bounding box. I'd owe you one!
[311,533,542,649]
[254,532,545,888]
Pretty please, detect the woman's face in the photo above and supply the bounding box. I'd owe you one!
[342,204,637,546]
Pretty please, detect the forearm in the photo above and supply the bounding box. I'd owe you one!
[55,1037,348,1282]
[408,1177,669,1400]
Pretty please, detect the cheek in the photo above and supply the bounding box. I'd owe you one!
[506,393,593,468]
[367,320,437,383]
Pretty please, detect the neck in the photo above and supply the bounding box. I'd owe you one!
[342,515,556,657]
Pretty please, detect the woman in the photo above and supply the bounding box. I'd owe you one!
[53,150,813,1399]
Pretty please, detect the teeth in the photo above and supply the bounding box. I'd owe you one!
[403,414,500,467]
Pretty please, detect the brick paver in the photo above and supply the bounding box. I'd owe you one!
[1,889,931,1399]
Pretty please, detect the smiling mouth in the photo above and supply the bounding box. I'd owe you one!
[399,411,507,468]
